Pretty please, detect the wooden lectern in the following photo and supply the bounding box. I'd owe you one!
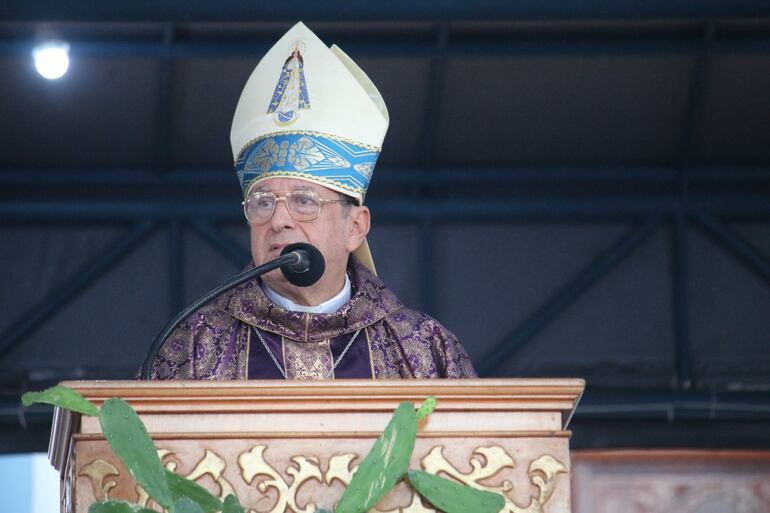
[49,379,584,513]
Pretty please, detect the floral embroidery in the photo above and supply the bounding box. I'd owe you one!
[287,137,324,170]
[247,139,288,173]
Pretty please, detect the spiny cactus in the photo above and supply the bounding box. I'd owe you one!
[21,385,100,416]
[165,468,223,512]
[25,386,505,513]
[99,398,174,509]
[169,498,205,513]
[407,470,505,513]
[23,386,248,513]
[88,500,157,513]
[334,402,418,513]
[222,494,245,513]
[415,396,436,420]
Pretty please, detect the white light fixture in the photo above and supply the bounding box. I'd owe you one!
[32,40,70,80]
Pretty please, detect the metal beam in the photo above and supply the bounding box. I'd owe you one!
[670,214,693,390]
[678,20,715,167]
[2,166,769,187]
[3,197,770,223]
[419,23,449,169]
[476,215,665,376]
[419,219,437,316]
[153,23,176,171]
[693,213,770,285]
[0,221,158,359]
[168,220,185,316]
[3,1,770,23]
[188,219,251,268]
[8,32,770,59]
[577,388,770,421]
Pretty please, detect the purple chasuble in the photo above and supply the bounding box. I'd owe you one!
[151,258,477,381]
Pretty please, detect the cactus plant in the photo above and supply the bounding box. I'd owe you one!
[165,468,223,512]
[23,386,248,513]
[222,494,245,513]
[88,500,157,513]
[407,470,505,513]
[99,398,174,509]
[415,396,436,420]
[170,498,206,513]
[23,386,506,513]
[21,385,99,416]
[334,402,418,513]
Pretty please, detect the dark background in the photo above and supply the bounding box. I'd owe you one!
[2,1,770,453]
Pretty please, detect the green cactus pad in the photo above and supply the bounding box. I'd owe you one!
[415,396,437,420]
[88,500,157,513]
[222,494,246,513]
[165,469,223,513]
[99,398,173,509]
[170,498,206,513]
[335,402,418,513]
[22,385,99,417]
[407,470,505,513]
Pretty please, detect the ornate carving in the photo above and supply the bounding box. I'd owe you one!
[78,459,119,501]
[77,444,567,513]
[325,453,358,486]
[238,445,324,513]
[181,449,237,500]
[421,446,567,513]
[136,449,238,508]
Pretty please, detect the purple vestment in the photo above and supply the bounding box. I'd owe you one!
[151,260,477,380]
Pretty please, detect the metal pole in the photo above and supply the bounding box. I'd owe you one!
[671,214,693,390]
[168,220,185,316]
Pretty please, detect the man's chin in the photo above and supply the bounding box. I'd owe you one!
[260,267,289,286]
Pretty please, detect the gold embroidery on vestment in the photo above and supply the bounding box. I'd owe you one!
[365,327,376,380]
[283,337,334,380]
[245,328,252,379]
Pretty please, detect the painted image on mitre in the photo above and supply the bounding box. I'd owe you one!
[267,40,310,125]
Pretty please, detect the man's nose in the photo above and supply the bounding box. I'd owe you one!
[270,198,295,229]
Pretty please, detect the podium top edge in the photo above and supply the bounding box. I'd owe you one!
[57,378,585,399]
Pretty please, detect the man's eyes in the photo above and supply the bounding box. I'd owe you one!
[295,196,316,205]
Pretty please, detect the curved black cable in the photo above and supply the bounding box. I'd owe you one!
[140,253,299,380]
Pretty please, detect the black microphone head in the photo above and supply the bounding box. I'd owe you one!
[280,243,325,287]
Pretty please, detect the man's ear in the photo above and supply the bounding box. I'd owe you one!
[346,206,371,252]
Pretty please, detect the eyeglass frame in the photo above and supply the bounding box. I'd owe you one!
[242,189,356,224]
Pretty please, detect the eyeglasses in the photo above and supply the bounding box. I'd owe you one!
[243,190,354,224]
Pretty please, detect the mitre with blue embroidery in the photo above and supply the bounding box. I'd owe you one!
[230,22,389,205]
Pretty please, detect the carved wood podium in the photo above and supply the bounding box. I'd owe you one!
[49,379,584,513]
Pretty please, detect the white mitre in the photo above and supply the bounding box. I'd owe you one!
[230,21,389,273]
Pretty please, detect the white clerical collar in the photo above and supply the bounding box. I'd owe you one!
[262,274,351,314]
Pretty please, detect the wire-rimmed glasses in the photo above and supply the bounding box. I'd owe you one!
[243,190,353,224]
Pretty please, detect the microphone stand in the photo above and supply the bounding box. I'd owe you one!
[140,252,301,380]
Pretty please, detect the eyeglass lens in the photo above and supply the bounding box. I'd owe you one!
[245,191,322,223]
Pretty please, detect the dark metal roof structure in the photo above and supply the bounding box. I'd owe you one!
[1,2,770,452]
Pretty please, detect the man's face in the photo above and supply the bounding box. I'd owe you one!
[247,177,362,290]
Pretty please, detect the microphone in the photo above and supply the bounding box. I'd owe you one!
[280,243,325,287]
[140,243,325,379]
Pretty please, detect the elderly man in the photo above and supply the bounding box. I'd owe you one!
[150,22,476,380]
